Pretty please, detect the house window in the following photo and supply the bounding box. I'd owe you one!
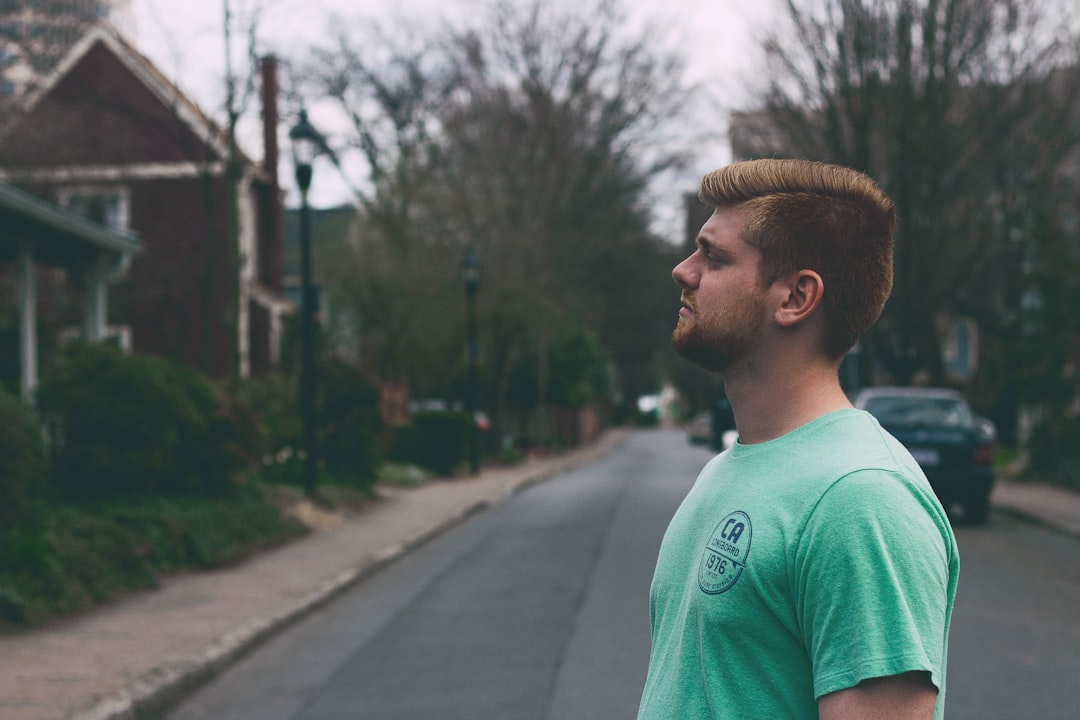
[941,317,978,381]
[58,185,130,231]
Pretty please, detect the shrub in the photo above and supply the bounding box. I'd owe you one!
[0,487,304,628]
[0,390,51,608]
[408,410,472,476]
[228,362,382,491]
[36,343,238,500]
[548,327,612,407]
[1028,414,1080,490]
[385,421,416,464]
[226,370,301,462]
[0,389,49,526]
[318,358,382,488]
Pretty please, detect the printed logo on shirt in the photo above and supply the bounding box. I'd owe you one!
[698,510,752,595]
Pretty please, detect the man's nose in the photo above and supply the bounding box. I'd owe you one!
[672,256,697,289]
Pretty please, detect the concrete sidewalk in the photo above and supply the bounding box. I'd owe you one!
[0,430,1077,720]
[991,476,1080,538]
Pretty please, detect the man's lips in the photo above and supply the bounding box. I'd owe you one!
[679,296,695,317]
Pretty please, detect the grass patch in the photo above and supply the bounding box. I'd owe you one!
[377,463,434,488]
[0,484,306,630]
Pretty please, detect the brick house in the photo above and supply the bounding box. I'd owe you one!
[0,179,139,400]
[0,23,289,380]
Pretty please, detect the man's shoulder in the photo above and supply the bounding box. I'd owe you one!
[764,409,916,477]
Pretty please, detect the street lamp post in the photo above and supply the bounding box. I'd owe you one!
[462,247,480,475]
[289,109,322,498]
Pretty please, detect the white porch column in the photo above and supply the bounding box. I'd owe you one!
[17,243,37,402]
[83,255,107,342]
[237,167,256,380]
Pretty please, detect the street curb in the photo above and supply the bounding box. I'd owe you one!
[68,432,625,720]
[69,501,490,720]
[991,503,1080,540]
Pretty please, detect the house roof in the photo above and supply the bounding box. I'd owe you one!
[5,22,260,172]
[0,181,139,266]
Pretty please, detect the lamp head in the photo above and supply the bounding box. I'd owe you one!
[289,109,322,192]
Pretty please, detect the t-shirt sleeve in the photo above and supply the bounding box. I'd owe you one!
[794,469,954,699]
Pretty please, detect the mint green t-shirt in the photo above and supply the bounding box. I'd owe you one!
[637,409,959,720]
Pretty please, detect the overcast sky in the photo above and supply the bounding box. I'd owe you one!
[124,0,777,220]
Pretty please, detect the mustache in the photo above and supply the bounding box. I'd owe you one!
[680,293,696,312]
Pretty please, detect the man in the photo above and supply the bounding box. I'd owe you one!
[637,159,959,720]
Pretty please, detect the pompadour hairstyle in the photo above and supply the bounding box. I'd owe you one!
[699,158,895,358]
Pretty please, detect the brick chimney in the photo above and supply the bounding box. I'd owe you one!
[259,54,284,293]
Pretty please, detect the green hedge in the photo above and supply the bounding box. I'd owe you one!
[0,488,303,628]
[318,358,382,487]
[407,410,472,476]
[0,389,49,523]
[229,360,382,491]
[0,389,51,609]
[227,370,299,463]
[36,343,240,500]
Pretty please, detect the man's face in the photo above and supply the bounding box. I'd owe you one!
[672,207,769,372]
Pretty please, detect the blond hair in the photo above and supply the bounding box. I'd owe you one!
[699,159,895,357]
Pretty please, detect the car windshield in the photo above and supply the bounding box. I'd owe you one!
[863,396,974,428]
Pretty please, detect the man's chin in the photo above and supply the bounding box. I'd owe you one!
[672,330,729,373]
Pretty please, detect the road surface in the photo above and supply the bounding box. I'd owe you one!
[166,429,1080,719]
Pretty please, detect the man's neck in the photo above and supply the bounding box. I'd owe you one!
[722,356,852,445]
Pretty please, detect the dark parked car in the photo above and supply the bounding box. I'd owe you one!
[687,411,713,446]
[687,392,737,451]
[853,387,996,525]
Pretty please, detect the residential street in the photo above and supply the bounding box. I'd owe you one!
[948,515,1080,718]
[160,430,1080,720]
[164,431,701,720]
[4,429,1078,720]
[4,7,1080,720]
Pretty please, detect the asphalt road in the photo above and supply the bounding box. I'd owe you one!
[947,514,1080,719]
[165,430,708,720]
[165,429,1080,720]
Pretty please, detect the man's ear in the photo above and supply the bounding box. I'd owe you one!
[773,270,824,328]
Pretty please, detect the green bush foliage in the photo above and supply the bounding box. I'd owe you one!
[547,327,613,408]
[36,343,240,500]
[226,370,301,462]
[0,390,52,609]
[228,360,382,490]
[1027,414,1080,491]
[408,410,471,476]
[318,358,382,488]
[385,421,417,464]
[0,389,49,526]
[0,487,304,628]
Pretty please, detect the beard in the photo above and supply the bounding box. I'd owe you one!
[672,295,765,373]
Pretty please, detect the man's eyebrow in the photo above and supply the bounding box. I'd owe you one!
[697,236,730,258]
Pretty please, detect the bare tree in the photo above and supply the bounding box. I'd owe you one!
[746,0,1080,393]
[303,18,459,399]
[300,0,690,437]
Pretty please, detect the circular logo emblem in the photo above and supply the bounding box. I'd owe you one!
[698,510,752,595]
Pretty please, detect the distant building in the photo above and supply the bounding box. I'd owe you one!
[0,180,139,399]
[0,24,289,380]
